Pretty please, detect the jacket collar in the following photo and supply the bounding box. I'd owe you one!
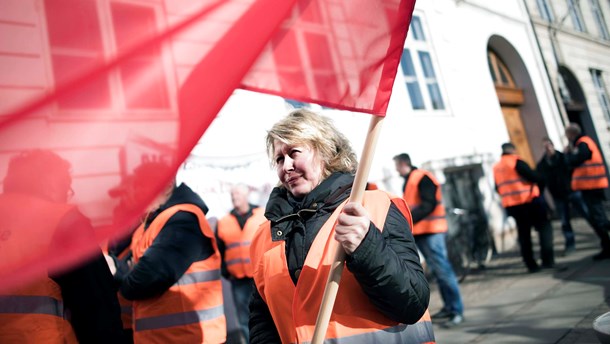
[265,172,354,241]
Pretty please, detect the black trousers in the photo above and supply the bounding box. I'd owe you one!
[507,198,555,269]
[581,190,610,252]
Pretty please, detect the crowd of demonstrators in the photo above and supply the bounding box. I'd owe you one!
[493,143,555,273]
[215,184,266,343]
[249,109,434,343]
[6,114,610,344]
[393,153,465,328]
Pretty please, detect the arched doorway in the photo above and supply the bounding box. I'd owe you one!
[487,50,534,166]
[559,66,601,145]
[487,35,549,167]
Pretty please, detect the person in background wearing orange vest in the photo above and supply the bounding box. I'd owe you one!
[111,162,226,344]
[216,183,266,343]
[493,143,555,273]
[0,150,125,343]
[249,109,434,344]
[564,123,610,260]
[394,153,465,329]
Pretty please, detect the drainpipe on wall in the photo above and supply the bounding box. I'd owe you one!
[521,0,571,134]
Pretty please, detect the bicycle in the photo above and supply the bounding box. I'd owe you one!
[445,207,495,283]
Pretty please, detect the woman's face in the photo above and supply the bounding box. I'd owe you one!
[273,140,324,199]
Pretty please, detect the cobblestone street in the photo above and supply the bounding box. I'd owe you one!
[429,218,610,343]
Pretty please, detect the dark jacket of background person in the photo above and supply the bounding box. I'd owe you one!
[52,210,126,343]
[114,183,214,300]
[249,172,430,343]
[536,149,573,200]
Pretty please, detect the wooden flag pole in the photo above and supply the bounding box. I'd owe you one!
[311,114,385,344]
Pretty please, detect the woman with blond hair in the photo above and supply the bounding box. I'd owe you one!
[249,109,434,343]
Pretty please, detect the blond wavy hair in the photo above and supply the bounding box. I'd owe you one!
[266,109,358,179]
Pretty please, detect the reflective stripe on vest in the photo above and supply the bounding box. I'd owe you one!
[571,136,609,190]
[174,270,221,286]
[0,194,78,343]
[0,295,64,317]
[121,305,133,315]
[251,190,435,344]
[300,322,435,344]
[217,208,265,279]
[135,304,224,331]
[493,154,540,207]
[403,169,447,235]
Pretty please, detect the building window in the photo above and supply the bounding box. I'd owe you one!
[591,69,610,123]
[44,0,170,113]
[590,0,610,40]
[487,51,516,88]
[567,0,587,32]
[400,15,445,111]
[536,0,554,22]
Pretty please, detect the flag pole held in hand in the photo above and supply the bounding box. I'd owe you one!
[311,115,385,344]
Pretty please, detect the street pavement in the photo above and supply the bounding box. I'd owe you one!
[429,217,610,344]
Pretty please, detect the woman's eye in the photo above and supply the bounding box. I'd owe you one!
[275,156,284,164]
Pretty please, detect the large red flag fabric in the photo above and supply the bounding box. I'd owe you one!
[0,0,415,292]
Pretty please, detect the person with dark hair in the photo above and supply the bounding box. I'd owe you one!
[0,150,126,343]
[493,143,555,272]
[394,152,465,328]
[536,137,589,255]
[564,123,610,260]
[249,110,434,343]
[109,162,227,343]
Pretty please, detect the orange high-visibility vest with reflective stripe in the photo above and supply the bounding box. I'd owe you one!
[0,194,78,343]
[571,136,609,191]
[493,154,540,207]
[251,190,435,344]
[130,204,226,344]
[217,207,266,279]
[403,169,448,235]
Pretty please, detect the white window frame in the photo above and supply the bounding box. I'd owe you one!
[590,0,610,40]
[401,13,448,114]
[39,0,177,119]
[536,0,555,22]
[567,0,588,33]
[591,69,610,124]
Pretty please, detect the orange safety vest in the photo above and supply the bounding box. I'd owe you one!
[130,204,226,344]
[403,169,448,235]
[217,207,266,279]
[493,154,540,207]
[0,194,78,343]
[571,136,609,191]
[251,190,435,344]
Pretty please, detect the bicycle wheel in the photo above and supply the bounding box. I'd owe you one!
[446,234,470,283]
[472,228,494,267]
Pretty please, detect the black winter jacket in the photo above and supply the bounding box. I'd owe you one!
[249,172,430,344]
[536,150,572,200]
[115,183,214,300]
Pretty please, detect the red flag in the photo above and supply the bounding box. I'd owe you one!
[0,0,415,291]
